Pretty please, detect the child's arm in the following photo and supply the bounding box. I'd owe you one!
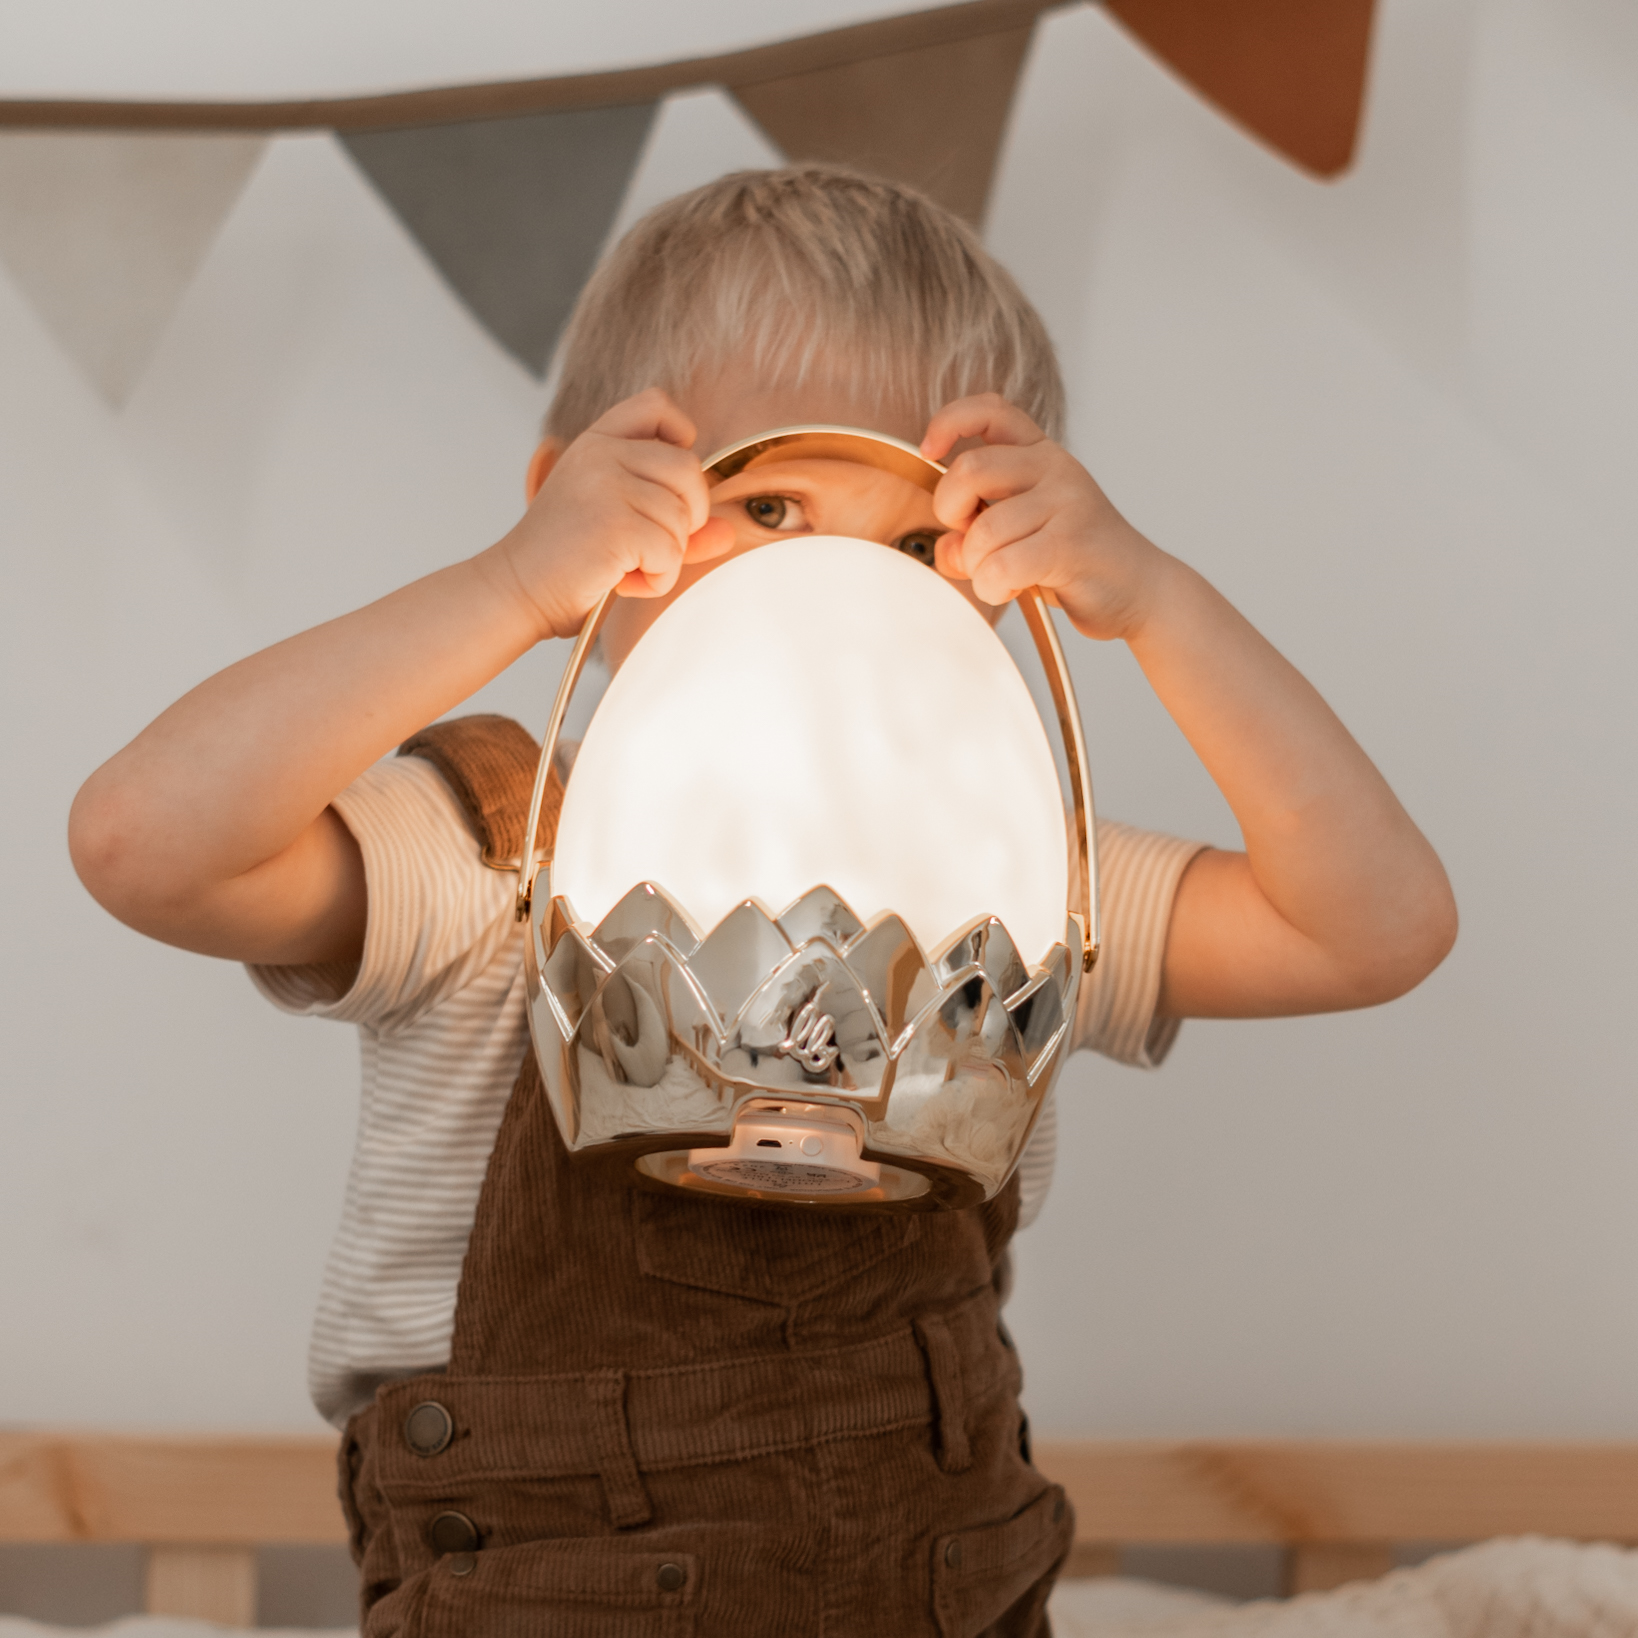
[68,392,733,966]
[922,395,1457,1018]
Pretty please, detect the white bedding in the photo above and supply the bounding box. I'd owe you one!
[0,1579,1225,1637]
[4,1539,1637,1638]
[1050,1540,1638,1638]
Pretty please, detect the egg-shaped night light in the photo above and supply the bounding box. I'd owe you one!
[518,427,1098,1210]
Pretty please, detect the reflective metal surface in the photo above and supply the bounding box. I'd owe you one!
[515,424,1102,1208]
[526,876,1082,1208]
[702,425,941,496]
[935,914,1030,1004]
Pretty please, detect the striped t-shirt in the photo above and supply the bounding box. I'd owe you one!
[251,754,1204,1427]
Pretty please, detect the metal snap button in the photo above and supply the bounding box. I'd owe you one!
[448,1552,476,1578]
[656,1562,686,1592]
[944,1539,964,1569]
[428,1511,480,1556]
[404,1401,454,1457]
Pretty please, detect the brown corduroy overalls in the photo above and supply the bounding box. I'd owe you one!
[337,716,1073,1637]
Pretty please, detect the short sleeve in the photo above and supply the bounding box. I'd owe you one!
[247,755,517,1032]
[1070,820,1207,1067]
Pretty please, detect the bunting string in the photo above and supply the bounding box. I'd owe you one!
[0,0,1375,402]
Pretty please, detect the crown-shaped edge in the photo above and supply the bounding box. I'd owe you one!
[882,969,1028,1104]
[570,932,725,1087]
[591,882,703,964]
[775,885,865,950]
[1004,965,1067,1079]
[689,899,795,1030]
[532,882,1081,1189]
[1044,938,1073,1000]
[541,921,612,1041]
[863,971,1033,1192]
[724,937,892,1099]
[541,880,1081,1101]
[568,937,737,1147]
[843,911,937,1048]
[933,914,1031,1007]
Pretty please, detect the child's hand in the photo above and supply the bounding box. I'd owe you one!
[926,396,1456,1022]
[920,394,1163,641]
[493,389,736,640]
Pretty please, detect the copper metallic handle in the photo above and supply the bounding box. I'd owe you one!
[513,593,614,922]
[1018,587,1099,972]
[515,426,1099,972]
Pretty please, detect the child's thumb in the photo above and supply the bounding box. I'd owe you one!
[935,530,968,581]
[682,517,736,563]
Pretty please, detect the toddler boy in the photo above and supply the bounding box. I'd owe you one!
[71,166,1455,1636]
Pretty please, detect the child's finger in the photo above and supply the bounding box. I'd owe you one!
[621,470,696,551]
[593,387,698,451]
[920,393,1044,464]
[682,517,737,563]
[619,540,684,606]
[967,537,1049,608]
[932,442,1050,531]
[934,530,968,580]
[616,567,670,598]
[960,488,1052,572]
[621,440,712,533]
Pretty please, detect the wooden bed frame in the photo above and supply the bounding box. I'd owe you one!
[4,1434,1637,1627]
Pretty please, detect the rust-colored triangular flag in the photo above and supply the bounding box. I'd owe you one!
[1103,0,1377,176]
[730,21,1039,224]
[0,132,264,404]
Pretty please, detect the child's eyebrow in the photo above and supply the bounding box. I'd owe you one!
[709,475,824,504]
[709,463,823,489]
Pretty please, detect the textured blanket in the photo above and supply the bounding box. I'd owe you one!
[1052,1539,1638,1637]
[3,1538,1636,1638]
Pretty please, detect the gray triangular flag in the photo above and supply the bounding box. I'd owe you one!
[0,132,265,406]
[343,104,657,379]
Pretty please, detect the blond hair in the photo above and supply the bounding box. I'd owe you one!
[546,165,1064,445]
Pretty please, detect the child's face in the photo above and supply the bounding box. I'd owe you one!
[599,372,1000,671]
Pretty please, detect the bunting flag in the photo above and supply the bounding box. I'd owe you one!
[1102,0,1377,177]
[730,24,1037,226]
[0,132,264,404]
[0,0,1378,402]
[342,103,656,378]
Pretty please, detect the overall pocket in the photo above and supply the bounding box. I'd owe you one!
[633,1187,919,1308]
[408,1539,698,1638]
[931,1483,1075,1638]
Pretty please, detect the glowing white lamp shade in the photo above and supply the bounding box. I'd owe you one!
[553,536,1068,966]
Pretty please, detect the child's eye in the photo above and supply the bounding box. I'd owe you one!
[743,495,809,531]
[894,532,939,567]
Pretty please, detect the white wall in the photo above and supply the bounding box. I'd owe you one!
[996,0,1638,1437]
[2,0,1634,1435]
[0,0,940,100]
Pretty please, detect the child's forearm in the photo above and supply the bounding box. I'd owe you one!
[69,542,549,964]
[71,390,723,967]
[921,395,1454,1020]
[1123,550,1457,1017]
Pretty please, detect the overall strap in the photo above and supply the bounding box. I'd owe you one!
[398,713,545,869]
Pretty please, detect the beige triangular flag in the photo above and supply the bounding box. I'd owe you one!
[0,132,265,405]
[730,22,1038,225]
